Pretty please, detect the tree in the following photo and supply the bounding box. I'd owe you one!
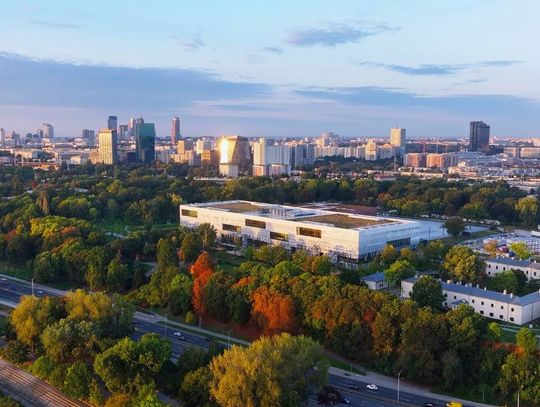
[106,254,129,292]
[499,328,540,403]
[196,223,217,251]
[410,276,445,310]
[251,287,297,335]
[378,244,399,265]
[64,361,92,399]
[181,233,201,263]
[443,245,481,283]
[516,197,538,229]
[94,334,171,393]
[131,256,146,289]
[156,238,177,271]
[31,356,55,380]
[205,272,234,321]
[1,340,28,363]
[85,246,110,291]
[444,217,465,237]
[508,241,532,260]
[10,295,62,352]
[41,319,97,363]
[486,270,522,295]
[483,240,498,257]
[132,383,168,407]
[180,366,215,407]
[190,252,215,278]
[209,334,328,407]
[168,273,193,316]
[384,260,415,288]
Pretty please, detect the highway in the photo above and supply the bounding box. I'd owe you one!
[0,274,488,407]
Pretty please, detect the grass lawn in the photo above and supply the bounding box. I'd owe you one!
[212,250,247,273]
[0,262,33,280]
[325,357,365,375]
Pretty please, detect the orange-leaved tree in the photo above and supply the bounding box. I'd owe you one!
[251,286,297,335]
[191,252,215,316]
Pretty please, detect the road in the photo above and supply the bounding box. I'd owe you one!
[0,274,492,407]
[0,358,91,407]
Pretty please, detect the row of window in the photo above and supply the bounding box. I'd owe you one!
[181,209,198,218]
[222,222,323,241]
[448,294,516,312]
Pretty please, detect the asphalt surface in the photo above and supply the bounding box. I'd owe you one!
[0,275,481,407]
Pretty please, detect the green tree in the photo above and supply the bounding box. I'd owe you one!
[444,216,465,237]
[157,238,177,271]
[378,244,399,265]
[132,383,167,407]
[41,319,97,363]
[131,256,146,289]
[196,223,217,251]
[384,260,415,288]
[168,273,193,316]
[516,197,538,229]
[64,361,92,399]
[209,333,328,407]
[85,246,110,291]
[181,233,201,263]
[31,355,55,380]
[180,366,215,407]
[410,276,445,310]
[508,241,532,260]
[94,334,171,393]
[106,254,129,292]
[443,245,481,283]
[1,340,28,363]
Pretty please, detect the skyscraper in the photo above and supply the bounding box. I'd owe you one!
[0,128,5,147]
[107,116,118,131]
[42,123,54,139]
[469,121,490,152]
[98,129,118,164]
[134,121,156,163]
[171,117,180,145]
[390,128,406,149]
[82,129,95,146]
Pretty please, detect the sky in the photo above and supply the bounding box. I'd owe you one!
[0,0,539,139]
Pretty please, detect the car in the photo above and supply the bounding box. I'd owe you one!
[423,403,436,407]
[173,332,185,340]
[37,290,44,295]
[366,384,378,391]
[345,383,360,391]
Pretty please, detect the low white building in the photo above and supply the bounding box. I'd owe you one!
[361,272,389,290]
[401,277,540,325]
[179,200,420,267]
[485,257,540,280]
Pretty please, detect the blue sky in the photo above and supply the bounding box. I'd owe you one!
[0,0,538,138]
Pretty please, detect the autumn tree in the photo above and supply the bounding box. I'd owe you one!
[251,287,297,335]
[443,245,482,283]
[209,334,328,407]
[384,260,415,288]
[191,252,215,316]
[410,276,445,310]
[508,241,532,260]
[444,216,465,237]
[515,196,538,229]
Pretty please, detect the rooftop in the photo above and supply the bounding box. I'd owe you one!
[486,257,540,269]
[362,272,387,282]
[403,276,540,306]
[295,213,394,229]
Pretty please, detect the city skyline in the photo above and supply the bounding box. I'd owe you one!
[0,1,539,138]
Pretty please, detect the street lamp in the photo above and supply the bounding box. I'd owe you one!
[397,370,402,403]
[224,329,232,348]
[31,278,34,296]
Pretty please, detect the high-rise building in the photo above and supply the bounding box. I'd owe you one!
[82,129,95,146]
[390,128,406,150]
[0,128,5,147]
[218,135,250,177]
[107,116,118,131]
[118,124,128,141]
[469,121,490,152]
[42,123,54,139]
[98,129,118,164]
[134,121,156,163]
[171,117,180,145]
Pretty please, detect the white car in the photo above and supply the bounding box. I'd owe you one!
[173,332,185,340]
[366,384,378,391]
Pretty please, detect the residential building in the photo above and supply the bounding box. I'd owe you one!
[361,272,389,290]
[134,121,156,163]
[469,121,490,152]
[390,127,406,153]
[218,135,250,177]
[97,129,117,164]
[485,257,540,280]
[401,277,540,325]
[179,200,420,267]
[81,129,95,146]
[171,116,180,145]
[426,153,458,169]
[404,153,427,168]
[0,128,5,147]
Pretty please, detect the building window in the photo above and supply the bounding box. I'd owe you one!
[489,312,493,317]
[496,266,498,270]
[488,272,491,275]
[501,305,504,309]
[491,303,494,308]
[511,307,514,312]
[297,227,322,238]
[499,315,504,319]
[270,231,288,241]
[181,209,198,218]
[472,299,475,303]
[453,295,457,299]
[387,238,411,247]
[245,219,266,229]
[510,317,514,322]
[481,301,484,305]
[480,310,484,315]
[223,224,241,232]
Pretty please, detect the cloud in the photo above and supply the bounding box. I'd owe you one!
[286,22,393,47]
[0,52,268,112]
[262,47,283,54]
[359,60,522,76]
[296,86,539,116]
[176,34,205,51]
[30,20,81,29]
[246,54,265,64]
